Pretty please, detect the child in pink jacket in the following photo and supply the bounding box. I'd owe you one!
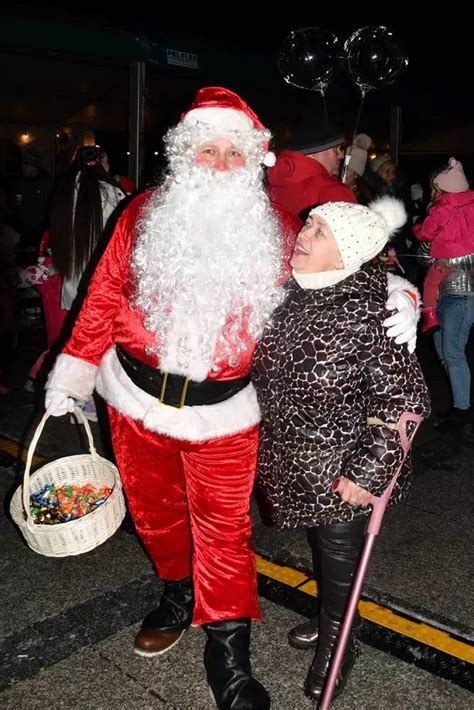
[414,158,474,331]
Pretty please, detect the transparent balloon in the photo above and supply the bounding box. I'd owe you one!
[278,27,342,96]
[344,26,408,95]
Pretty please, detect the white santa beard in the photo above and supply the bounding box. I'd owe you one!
[132,163,283,381]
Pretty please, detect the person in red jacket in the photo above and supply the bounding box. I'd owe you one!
[267,123,356,218]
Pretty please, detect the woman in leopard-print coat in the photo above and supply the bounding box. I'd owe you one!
[252,262,429,529]
[251,197,431,703]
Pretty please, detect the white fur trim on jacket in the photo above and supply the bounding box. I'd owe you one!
[46,353,98,401]
[95,346,261,441]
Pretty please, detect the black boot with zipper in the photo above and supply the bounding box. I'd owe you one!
[303,609,359,702]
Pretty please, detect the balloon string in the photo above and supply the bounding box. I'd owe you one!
[351,89,367,144]
[321,93,329,125]
[341,88,367,184]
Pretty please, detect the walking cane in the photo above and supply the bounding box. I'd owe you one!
[319,411,424,710]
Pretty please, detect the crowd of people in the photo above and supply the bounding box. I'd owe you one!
[0,145,131,400]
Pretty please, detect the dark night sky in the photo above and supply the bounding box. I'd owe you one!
[12,4,468,119]
[8,4,473,163]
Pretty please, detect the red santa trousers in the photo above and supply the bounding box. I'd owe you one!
[108,407,261,626]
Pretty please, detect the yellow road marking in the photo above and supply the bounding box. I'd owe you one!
[0,436,45,467]
[1,436,471,665]
[256,554,474,664]
[257,556,308,588]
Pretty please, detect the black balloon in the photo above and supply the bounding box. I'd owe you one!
[344,26,408,92]
[278,27,341,94]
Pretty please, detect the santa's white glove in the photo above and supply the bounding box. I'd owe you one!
[45,390,76,417]
[383,290,418,353]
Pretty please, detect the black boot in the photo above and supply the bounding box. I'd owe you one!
[304,609,358,702]
[134,577,194,657]
[289,608,361,653]
[288,528,321,650]
[204,619,270,710]
[303,519,366,703]
[288,614,320,650]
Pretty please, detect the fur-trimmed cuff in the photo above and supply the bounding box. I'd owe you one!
[386,272,421,306]
[46,353,98,401]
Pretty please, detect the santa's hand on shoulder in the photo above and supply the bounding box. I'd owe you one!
[45,390,76,417]
[383,289,419,353]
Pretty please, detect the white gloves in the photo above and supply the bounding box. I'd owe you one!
[383,290,418,354]
[45,390,76,417]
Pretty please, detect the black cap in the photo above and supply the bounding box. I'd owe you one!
[21,149,41,168]
[290,122,345,155]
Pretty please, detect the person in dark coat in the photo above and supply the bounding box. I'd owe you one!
[252,196,431,703]
[16,149,53,249]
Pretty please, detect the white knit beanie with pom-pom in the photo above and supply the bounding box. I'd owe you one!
[309,196,406,272]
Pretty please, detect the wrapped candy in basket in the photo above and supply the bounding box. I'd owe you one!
[10,408,125,556]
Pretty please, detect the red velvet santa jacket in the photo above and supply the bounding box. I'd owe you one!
[47,191,302,442]
[267,151,356,218]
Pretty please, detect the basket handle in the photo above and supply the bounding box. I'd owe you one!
[22,407,99,522]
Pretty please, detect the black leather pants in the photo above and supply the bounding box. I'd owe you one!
[303,517,367,701]
[307,516,367,622]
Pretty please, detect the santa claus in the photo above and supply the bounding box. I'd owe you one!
[45,87,418,709]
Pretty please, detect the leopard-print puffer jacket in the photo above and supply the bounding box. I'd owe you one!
[252,263,431,529]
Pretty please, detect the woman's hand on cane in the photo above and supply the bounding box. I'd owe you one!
[332,477,372,508]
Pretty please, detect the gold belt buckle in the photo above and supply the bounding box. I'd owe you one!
[158,372,190,409]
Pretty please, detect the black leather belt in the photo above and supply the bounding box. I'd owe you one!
[116,345,250,409]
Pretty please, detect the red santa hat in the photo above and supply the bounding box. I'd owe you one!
[181,86,276,167]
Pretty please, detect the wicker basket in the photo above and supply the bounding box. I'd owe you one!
[10,407,126,557]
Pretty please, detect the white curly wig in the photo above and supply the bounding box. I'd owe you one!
[131,119,283,381]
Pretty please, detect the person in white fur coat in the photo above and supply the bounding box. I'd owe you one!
[44,87,419,710]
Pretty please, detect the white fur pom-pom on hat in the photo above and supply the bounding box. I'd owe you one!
[309,197,407,273]
[354,133,372,151]
[368,196,407,236]
[263,151,276,167]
